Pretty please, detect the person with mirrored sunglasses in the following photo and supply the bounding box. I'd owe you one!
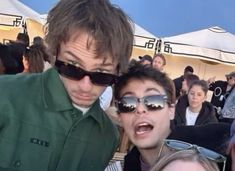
[114,63,176,171]
[0,0,134,170]
[114,64,231,171]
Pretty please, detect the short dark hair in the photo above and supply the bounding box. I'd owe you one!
[188,80,208,94]
[184,66,194,74]
[114,63,176,105]
[16,33,29,47]
[184,74,199,87]
[139,55,152,63]
[45,0,134,73]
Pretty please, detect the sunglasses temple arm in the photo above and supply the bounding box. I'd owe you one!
[222,160,226,171]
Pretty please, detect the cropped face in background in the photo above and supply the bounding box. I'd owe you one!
[227,76,235,87]
[188,85,207,110]
[118,79,175,149]
[152,57,165,71]
[162,160,207,171]
[57,31,117,108]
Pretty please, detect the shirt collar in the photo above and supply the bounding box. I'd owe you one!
[84,99,104,126]
[42,68,104,126]
[42,68,73,111]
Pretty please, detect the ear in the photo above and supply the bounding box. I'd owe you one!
[168,104,175,120]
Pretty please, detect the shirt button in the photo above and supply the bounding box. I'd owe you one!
[13,160,21,168]
[72,113,78,118]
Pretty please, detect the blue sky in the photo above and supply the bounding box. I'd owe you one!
[21,0,235,37]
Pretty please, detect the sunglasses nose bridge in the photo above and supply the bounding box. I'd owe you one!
[135,98,147,115]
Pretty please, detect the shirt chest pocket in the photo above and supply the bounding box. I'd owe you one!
[0,138,51,170]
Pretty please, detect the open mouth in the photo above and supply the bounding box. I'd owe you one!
[135,122,154,135]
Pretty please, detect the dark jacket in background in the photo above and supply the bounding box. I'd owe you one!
[174,94,218,126]
[173,75,184,98]
[7,42,27,73]
[209,81,231,110]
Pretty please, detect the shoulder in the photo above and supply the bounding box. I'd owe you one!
[0,73,42,96]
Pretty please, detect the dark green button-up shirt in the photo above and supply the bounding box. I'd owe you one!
[0,68,119,171]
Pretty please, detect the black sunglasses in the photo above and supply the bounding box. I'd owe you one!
[115,95,168,113]
[54,60,117,86]
[165,139,226,171]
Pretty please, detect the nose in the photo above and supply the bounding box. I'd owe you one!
[78,75,93,92]
[135,101,147,115]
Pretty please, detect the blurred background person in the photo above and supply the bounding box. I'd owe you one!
[180,74,200,96]
[173,66,194,99]
[8,32,30,73]
[32,36,52,71]
[0,43,19,74]
[138,54,152,67]
[207,72,235,121]
[22,45,45,73]
[152,53,166,72]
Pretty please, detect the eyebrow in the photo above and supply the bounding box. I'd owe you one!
[121,88,162,97]
[63,51,114,68]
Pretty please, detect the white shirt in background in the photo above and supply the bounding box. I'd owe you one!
[100,86,113,111]
[186,107,199,126]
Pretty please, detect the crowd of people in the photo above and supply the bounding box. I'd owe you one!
[0,0,234,171]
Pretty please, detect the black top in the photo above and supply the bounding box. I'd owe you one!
[209,81,232,110]
[173,75,184,98]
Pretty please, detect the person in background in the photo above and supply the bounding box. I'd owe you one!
[152,53,166,72]
[139,54,152,67]
[0,0,133,170]
[173,66,194,98]
[180,74,200,97]
[114,64,229,171]
[32,36,52,71]
[8,32,30,73]
[0,43,19,74]
[207,71,235,121]
[220,87,235,124]
[22,45,45,73]
[174,80,218,126]
[150,149,220,171]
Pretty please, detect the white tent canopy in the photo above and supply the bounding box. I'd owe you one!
[0,0,42,28]
[133,24,158,51]
[161,26,235,65]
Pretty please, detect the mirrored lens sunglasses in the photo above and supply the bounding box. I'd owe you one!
[54,60,117,86]
[115,95,168,113]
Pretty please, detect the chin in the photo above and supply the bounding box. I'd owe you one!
[73,99,95,108]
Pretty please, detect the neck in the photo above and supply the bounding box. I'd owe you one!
[189,105,202,113]
[227,84,232,91]
[139,141,165,167]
